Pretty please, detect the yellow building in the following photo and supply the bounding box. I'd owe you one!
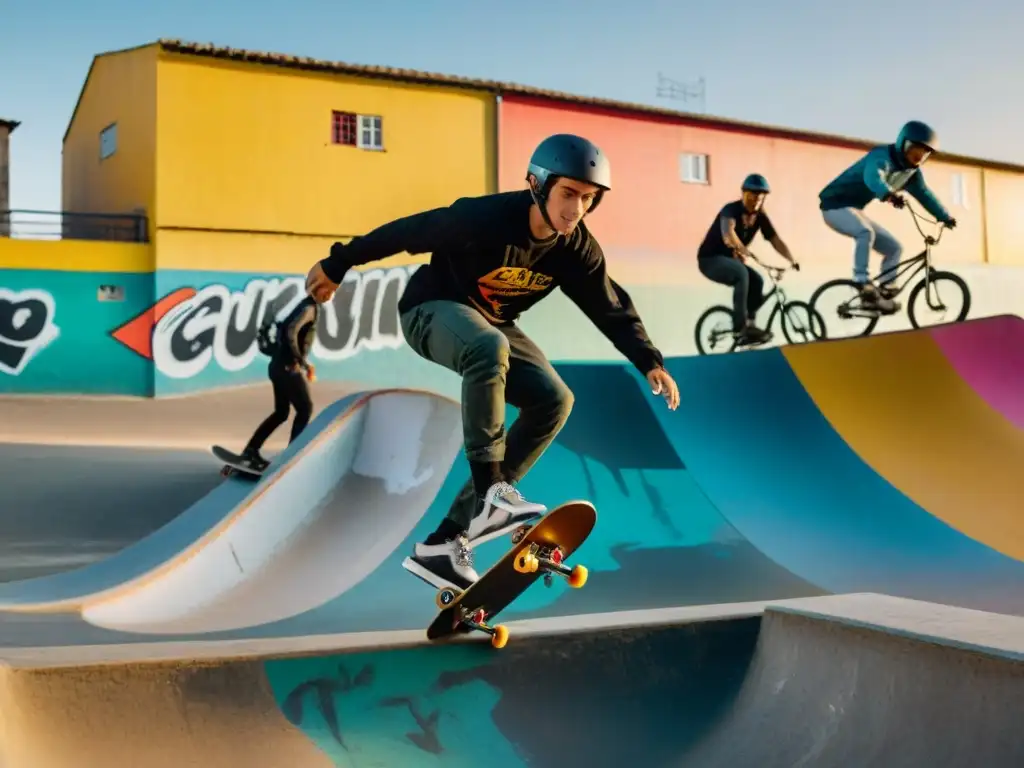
[63,40,498,273]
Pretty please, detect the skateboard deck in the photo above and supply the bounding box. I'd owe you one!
[211,445,263,479]
[425,500,597,649]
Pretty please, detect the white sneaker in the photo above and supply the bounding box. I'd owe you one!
[466,482,546,547]
[402,534,479,591]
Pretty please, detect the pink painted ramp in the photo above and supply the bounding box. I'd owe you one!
[929,315,1024,430]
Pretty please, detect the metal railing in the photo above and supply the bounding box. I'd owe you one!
[0,209,149,243]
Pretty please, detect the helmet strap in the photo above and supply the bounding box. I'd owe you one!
[529,175,559,233]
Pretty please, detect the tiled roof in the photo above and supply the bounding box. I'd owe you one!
[77,39,1024,174]
[155,39,885,153]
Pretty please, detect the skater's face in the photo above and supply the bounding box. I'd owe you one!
[741,190,766,212]
[903,142,931,167]
[545,177,601,235]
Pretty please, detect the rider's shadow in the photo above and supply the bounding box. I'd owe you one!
[551,363,684,540]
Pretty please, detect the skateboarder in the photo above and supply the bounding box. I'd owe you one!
[305,133,680,591]
[237,285,333,472]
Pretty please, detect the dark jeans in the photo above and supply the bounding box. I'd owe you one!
[699,254,765,330]
[244,362,313,453]
[400,300,574,528]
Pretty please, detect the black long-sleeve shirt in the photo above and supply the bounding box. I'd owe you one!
[321,190,664,374]
[272,295,319,368]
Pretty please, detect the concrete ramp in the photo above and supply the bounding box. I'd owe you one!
[253,593,1022,767]
[0,594,1019,766]
[680,595,1024,766]
[0,388,462,634]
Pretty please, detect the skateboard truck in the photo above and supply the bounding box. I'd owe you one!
[512,541,588,588]
[433,588,510,649]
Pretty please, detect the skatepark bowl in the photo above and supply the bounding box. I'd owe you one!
[1,316,1024,765]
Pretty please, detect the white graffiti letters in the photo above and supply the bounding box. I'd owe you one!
[0,288,60,376]
[152,267,416,380]
[313,266,413,361]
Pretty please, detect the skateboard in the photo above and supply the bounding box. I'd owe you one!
[425,500,596,649]
[211,445,264,479]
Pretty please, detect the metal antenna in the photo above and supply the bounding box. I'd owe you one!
[656,72,706,113]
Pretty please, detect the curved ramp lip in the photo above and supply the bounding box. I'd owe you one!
[0,388,461,634]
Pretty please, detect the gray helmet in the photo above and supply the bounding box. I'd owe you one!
[741,173,771,194]
[896,120,939,155]
[526,134,611,222]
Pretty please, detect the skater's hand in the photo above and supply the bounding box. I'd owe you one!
[306,261,339,297]
[305,363,317,383]
[646,367,680,411]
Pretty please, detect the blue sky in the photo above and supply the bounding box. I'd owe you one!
[2,0,1022,212]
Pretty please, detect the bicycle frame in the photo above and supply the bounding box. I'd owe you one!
[871,203,947,295]
[702,254,791,348]
[833,202,947,321]
[748,254,790,327]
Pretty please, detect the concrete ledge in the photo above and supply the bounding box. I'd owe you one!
[3,593,1019,670]
[0,599,777,669]
[770,592,1024,661]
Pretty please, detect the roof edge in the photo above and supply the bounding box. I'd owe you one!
[62,42,159,145]
[139,38,1023,174]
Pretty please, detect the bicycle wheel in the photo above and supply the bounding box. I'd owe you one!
[808,279,880,339]
[695,306,738,355]
[907,270,971,328]
[780,301,825,345]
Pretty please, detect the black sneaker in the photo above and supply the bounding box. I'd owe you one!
[859,284,899,314]
[739,325,773,346]
[465,482,546,547]
[241,451,270,472]
[879,283,900,300]
[402,534,479,591]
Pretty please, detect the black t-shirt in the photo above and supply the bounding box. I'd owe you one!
[697,200,777,259]
[320,190,664,374]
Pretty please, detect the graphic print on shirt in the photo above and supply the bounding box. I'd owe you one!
[471,266,554,323]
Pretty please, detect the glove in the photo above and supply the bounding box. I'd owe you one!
[886,193,906,209]
[945,217,957,230]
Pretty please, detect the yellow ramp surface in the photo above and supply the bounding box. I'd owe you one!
[783,331,1024,562]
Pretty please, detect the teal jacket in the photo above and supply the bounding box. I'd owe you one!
[819,145,952,223]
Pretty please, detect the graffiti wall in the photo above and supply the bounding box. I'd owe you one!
[0,269,153,395]
[114,266,452,396]
[4,258,1023,398]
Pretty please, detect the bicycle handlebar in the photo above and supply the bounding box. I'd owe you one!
[901,198,946,246]
[745,252,793,281]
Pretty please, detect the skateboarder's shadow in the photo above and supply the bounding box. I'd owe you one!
[280,662,374,752]
[551,364,683,540]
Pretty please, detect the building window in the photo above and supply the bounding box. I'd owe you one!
[951,172,969,209]
[679,152,709,184]
[358,115,383,150]
[332,111,357,146]
[332,111,383,150]
[100,122,118,160]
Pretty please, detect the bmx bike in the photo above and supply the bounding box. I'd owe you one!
[807,202,971,339]
[694,254,823,355]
